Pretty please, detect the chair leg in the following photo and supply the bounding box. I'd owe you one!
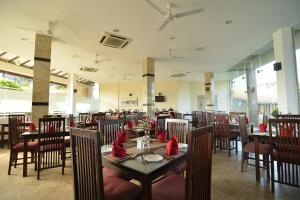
[271,158,275,193]
[228,138,231,157]
[8,151,13,175]
[266,155,270,181]
[14,154,18,168]
[62,149,65,175]
[34,152,37,171]
[37,152,41,180]
[241,151,244,171]
[235,138,238,155]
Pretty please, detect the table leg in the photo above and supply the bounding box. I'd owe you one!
[141,177,152,200]
[1,125,4,148]
[255,136,260,182]
[23,139,28,177]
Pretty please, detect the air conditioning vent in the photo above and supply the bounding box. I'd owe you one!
[99,32,132,49]
[80,66,98,72]
[170,73,186,78]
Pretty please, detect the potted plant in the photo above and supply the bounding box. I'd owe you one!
[271,108,279,118]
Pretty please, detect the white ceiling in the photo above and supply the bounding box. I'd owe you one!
[0,0,300,83]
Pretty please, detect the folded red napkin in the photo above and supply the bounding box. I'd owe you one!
[117,131,128,143]
[127,121,134,129]
[70,121,75,128]
[149,121,156,129]
[259,123,267,133]
[166,136,179,156]
[112,141,127,158]
[28,123,37,132]
[246,117,249,124]
[280,125,294,137]
[156,129,167,143]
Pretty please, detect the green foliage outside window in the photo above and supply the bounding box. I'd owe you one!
[0,79,22,90]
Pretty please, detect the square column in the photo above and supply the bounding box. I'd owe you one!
[31,34,52,125]
[67,74,77,114]
[273,27,299,114]
[246,69,258,126]
[204,72,215,111]
[142,57,155,116]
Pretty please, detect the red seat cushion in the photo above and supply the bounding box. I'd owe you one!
[12,141,39,152]
[152,175,185,200]
[244,143,270,155]
[104,176,141,200]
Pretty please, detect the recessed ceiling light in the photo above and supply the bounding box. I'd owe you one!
[186,72,191,74]
[72,54,79,58]
[113,28,120,33]
[225,20,233,24]
[21,37,28,41]
[169,36,175,40]
[112,66,116,69]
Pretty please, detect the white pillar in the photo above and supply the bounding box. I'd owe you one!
[67,74,77,114]
[142,57,155,116]
[204,72,215,111]
[273,27,299,114]
[246,69,258,126]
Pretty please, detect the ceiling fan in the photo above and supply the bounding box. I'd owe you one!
[168,48,181,59]
[144,0,204,31]
[16,21,66,44]
[155,48,182,61]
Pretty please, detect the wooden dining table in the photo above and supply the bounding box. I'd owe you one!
[248,128,275,182]
[102,139,187,200]
[21,130,70,177]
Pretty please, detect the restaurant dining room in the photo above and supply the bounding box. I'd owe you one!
[1,0,300,199]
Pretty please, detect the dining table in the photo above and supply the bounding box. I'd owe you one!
[21,129,70,177]
[248,128,276,182]
[101,138,188,200]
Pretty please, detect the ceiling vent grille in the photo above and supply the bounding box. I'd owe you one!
[99,32,132,49]
[80,66,98,72]
[170,73,186,78]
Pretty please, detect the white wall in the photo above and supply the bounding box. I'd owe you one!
[215,80,230,112]
[177,81,191,114]
[190,81,205,111]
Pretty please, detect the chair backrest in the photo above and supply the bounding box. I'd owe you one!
[38,117,66,169]
[206,112,214,126]
[186,126,213,200]
[8,118,20,148]
[269,118,300,187]
[78,113,91,123]
[239,115,247,144]
[8,114,25,123]
[124,114,138,123]
[165,119,189,143]
[195,111,209,128]
[213,114,229,135]
[277,114,300,120]
[92,113,106,124]
[156,115,170,131]
[71,128,104,200]
[98,119,124,145]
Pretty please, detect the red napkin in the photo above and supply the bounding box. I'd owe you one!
[117,131,128,143]
[280,125,294,137]
[28,123,37,132]
[166,136,179,156]
[259,123,267,133]
[112,141,127,158]
[127,121,134,129]
[156,129,167,143]
[246,117,249,124]
[149,121,156,129]
[70,121,75,128]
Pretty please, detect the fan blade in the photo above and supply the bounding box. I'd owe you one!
[169,48,173,57]
[174,8,204,18]
[52,36,66,44]
[144,0,166,15]
[158,17,172,31]
[16,26,39,32]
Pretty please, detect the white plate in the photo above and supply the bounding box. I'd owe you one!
[144,154,163,162]
[178,143,188,149]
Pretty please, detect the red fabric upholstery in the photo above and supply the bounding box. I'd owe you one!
[244,143,270,155]
[104,176,141,200]
[12,141,39,152]
[103,167,126,178]
[273,145,300,163]
[152,175,185,200]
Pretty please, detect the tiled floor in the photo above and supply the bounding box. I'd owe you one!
[0,147,299,200]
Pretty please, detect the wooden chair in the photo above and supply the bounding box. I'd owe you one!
[8,118,38,175]
[240,115,270,178]
[98,119,125,145]
[165,119,189,143]
[213,114,238,157]
[91,113,106,130]
[78,113,91,128]
[37,117,66,180]
[269,118,300,192]
[156,115,170,131]
[277,114,300,119]
[152,126,213,200]
[70,128,141,200]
